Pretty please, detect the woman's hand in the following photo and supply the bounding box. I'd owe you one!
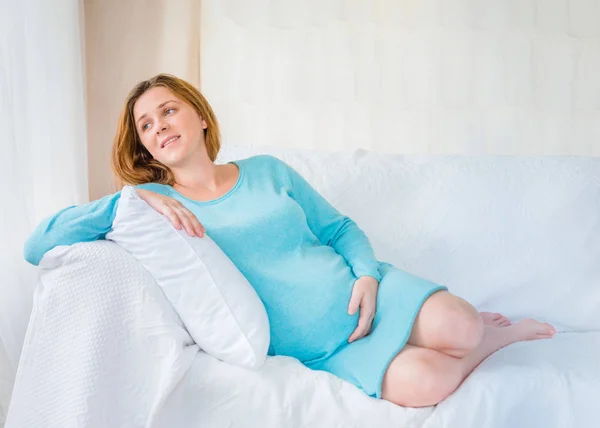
[347,275,379,343]
[135,189,205,238]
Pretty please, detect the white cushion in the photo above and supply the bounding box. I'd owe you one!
[106,186,269,370]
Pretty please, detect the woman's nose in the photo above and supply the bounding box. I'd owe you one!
[157,121,169,133]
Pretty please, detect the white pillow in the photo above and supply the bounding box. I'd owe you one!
[106,186,269,370]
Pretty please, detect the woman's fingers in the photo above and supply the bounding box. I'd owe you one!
[172,206,193,236]
[173,207,198,237]
[137,190,205,238]
[347,292,361,315]
[182,208,205,237]
[348,313,373,343]
[349,325,366,343]
[164,209,183,231]
[173,205,204,237]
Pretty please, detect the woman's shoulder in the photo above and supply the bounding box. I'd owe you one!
[236,154,289,172]
[230,155,293,187]
[133,182,172,194]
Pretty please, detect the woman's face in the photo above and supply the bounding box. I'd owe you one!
[133,86,207,167]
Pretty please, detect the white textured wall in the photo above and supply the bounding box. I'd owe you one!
[200,0,600,156]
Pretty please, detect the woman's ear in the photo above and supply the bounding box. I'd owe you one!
[201,119,208,129]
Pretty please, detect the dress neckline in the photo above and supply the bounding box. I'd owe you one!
[166,161,243,205]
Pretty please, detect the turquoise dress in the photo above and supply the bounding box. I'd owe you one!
[24,154,447,398]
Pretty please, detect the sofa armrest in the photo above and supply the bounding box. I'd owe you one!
[6,241,198,428]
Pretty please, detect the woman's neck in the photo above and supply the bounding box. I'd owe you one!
[172,154,221,192]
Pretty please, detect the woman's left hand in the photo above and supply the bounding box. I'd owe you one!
[347,276,379,343]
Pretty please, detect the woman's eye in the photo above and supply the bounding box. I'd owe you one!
[165,107,175,115]
[142,122,151,131]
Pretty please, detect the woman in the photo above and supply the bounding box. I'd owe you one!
[24,74,555,408]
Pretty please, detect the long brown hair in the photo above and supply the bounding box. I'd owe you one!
[111,74,221,188]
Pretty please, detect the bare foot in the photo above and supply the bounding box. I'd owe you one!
[480,312,512,327]
[510,319,556,341]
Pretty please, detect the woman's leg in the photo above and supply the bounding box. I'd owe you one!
[382,320,556,408]
[407,291,522,358]
[406,290,484,358]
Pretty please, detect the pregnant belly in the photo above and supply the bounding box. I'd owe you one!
[256,261,360,361]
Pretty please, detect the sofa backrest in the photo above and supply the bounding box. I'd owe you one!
[218,145,600,331]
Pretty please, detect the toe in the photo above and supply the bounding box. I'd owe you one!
[537,331,555,339]
[494,315,511,327]
[540,324,556,336]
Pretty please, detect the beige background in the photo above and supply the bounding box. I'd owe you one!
[84,0,200,199]
[85,0,600,200]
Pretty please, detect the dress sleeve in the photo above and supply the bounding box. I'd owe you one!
[278,157,382,282]
[23,191,121,266]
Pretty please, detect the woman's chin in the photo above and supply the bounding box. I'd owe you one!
[159,146,203,168]
[157,154,185,168]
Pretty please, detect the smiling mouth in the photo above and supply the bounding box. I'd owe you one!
[162,136,180,148]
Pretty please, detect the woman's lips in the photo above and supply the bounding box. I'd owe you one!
[162,135,180,148]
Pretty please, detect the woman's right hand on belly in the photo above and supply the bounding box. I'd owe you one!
[136,189,205,238]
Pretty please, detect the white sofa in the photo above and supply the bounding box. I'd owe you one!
[5,146,600,428]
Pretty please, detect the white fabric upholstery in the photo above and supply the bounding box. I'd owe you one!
[106,186,269,370]
[6,147,600,427]
[6,242,198,428]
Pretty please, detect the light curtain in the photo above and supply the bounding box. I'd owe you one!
[0,0,88,424]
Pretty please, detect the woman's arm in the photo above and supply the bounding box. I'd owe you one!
[278,158,382,282]
[23,192,122,266]
[23,184,206,266]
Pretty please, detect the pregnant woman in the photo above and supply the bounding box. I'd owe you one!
[24,74,555,408]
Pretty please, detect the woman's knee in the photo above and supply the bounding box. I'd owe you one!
[447,301,485,356]
[381,346,463,408]
[426,292,484,356]
[411,291,484,356]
